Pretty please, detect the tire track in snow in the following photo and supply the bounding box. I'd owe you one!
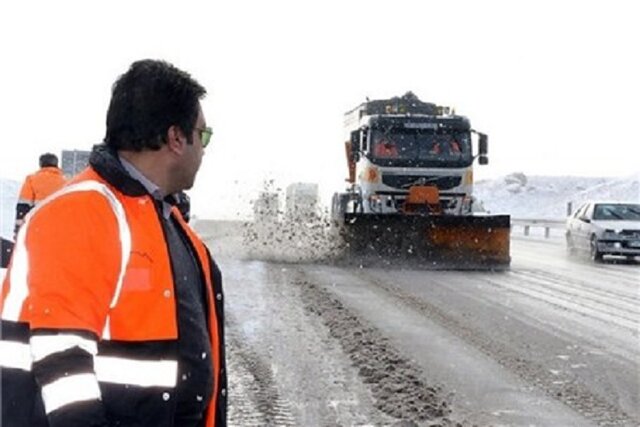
[352,269,637,427]
[226,316,297,427]
[500,269,639,333]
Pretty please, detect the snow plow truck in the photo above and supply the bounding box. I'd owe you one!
[331,92,510,268]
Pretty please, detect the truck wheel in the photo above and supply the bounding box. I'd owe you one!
[590,236,603,262]
[331,193,349,223]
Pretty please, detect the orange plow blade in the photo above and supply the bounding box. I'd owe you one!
[337,214,510,270]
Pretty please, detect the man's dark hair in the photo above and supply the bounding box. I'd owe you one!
[104,59,206,151]
[39,153,58,168]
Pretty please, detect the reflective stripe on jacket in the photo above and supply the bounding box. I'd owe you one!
[1,164,225,427]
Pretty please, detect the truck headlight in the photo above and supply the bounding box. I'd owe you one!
[361,166,380,183]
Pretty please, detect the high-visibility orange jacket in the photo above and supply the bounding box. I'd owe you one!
[15,166,66,225]
[1,146,226,427]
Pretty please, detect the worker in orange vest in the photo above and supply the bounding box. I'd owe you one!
[14,153,66,238]
[1,59,225,427]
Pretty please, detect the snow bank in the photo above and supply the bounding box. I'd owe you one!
[475,173,639,219]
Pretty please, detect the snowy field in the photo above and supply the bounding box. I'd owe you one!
[474,173,639,218]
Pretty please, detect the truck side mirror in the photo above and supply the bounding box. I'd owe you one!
[477,133,488,165]
[478,133,488,155]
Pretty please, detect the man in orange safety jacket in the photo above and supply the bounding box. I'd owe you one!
[14,152,66,238]
[1,59,225,427]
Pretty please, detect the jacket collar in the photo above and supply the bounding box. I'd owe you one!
[39,167,63,175]
[89,144,149,197]
[89,145,181,217]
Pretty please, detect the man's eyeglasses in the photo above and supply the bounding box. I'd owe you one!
[195,126,213,148]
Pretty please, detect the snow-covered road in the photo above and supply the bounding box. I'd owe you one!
[204,223,639,427]
[2,222,637,426]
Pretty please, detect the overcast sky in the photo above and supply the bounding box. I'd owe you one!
[1,0,638,218]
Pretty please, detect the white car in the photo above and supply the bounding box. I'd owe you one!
[566,202,640,262]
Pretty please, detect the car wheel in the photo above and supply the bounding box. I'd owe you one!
[565,233,576,255]
[590,236,603,262]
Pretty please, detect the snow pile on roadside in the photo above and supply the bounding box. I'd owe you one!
[475,173,639,219]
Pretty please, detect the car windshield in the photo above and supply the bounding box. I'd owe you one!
[370,128,470,163]
[592,203,640,220]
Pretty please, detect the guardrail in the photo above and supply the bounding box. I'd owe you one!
[511,218,565,238]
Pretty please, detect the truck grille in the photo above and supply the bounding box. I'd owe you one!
[381,175,462,190]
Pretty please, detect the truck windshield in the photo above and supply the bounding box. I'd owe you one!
[369,128,472,167]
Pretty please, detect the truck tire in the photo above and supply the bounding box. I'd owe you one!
[331,193,349,223]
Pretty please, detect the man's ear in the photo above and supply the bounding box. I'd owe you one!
[166,125,186,155]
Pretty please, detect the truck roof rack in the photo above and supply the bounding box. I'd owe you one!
[360,91,439,116]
